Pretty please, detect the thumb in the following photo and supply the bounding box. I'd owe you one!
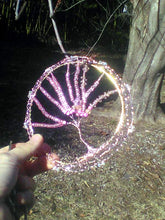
[0,135,44,198]
[9,134,44,163]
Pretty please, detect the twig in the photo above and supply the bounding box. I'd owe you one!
[54,0,62,13]
[95,0,107,13]
[15,0,27,20]
[86,0,128,55]
[60,0,85,12]
[47,0,68,57]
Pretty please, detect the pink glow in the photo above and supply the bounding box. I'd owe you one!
[24,56,133,172]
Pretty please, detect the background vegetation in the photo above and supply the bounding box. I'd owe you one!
[0,1,165,219]
[0,0,132,52]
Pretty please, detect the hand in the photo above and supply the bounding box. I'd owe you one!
[0,134,59,220]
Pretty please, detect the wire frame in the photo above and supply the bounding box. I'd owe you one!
[24,56,133,172]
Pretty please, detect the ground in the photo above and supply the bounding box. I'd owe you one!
[23,50,165,220]
[25,119,165,220]
[0,40,164,219]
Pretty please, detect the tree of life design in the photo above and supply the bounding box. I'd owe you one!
[24,56,133,172]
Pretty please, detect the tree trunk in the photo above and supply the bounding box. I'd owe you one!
[123,0,165,123]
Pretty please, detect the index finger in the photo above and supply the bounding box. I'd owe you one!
[9,134,44,163]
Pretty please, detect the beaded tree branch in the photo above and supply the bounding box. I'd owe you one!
[24,56,133,172]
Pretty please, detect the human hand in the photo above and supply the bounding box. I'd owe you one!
[0,134,59,220]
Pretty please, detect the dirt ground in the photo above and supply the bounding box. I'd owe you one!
[21,109,165,220]
[0,41,164,220]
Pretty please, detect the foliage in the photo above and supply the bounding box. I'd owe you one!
[0,0,48,41]
[0,0,132,51]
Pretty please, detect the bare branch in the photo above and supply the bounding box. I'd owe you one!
[47,0,68,57]
[60,0,86,12]
[87,0,128,55]
[15,0,27,20]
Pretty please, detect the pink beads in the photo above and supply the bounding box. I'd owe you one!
[24,56,133,172]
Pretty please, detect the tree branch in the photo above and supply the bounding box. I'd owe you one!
[87,0,128,55]
[60,0,85,12]
[15,0,27,20]
[47,0,68,57]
